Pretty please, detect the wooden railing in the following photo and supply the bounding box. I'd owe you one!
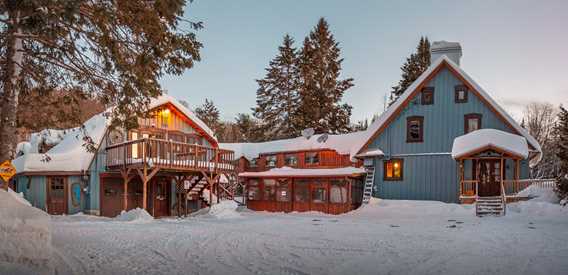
[106,138,236,173]
[460,178,556,198]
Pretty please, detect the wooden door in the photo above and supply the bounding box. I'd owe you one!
[478,160,501,197]
[47,177,68,215]
[275,179,292,212]
[310,180,328,213]
[293,179,310,212]
[153,179,170,217]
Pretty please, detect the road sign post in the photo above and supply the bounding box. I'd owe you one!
[0,161,17,190]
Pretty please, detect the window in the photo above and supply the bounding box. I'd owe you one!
[464,113,482,133]
[312,185,327,203]
[330,180,348,203]
[305,152,320,165]
[421,87,434,105]
[131,131,139,158]
[455,85,468,103]
[406,116,424,143]
[294,180,310,202]
[249,158,258,168]
[265,155,277,168]
[247,180,261,200]
[284,154,298,167]
[263,179,276,201]
[276,180,290,202]
[384,159,403,181]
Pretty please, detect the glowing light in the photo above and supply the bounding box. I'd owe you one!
[162,108,170,116]
[394,162,399,168]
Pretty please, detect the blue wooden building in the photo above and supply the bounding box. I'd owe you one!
[354,41,542,207]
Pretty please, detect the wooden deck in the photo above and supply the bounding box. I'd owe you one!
[106,138,236,174]
[460,178,556,200]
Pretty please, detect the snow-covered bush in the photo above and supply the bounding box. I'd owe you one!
[556,175,568,206]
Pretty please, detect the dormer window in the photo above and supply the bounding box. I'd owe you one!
[421,87,434,105]
[249,158,258,168]
[455,85,468,103]
[265,155,277,168]
[406,116,424,143]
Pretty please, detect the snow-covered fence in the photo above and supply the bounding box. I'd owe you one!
[504,178,556,197]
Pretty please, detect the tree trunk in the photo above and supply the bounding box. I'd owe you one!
[0,12,23,162]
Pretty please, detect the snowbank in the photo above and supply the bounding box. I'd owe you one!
[208,201,241,219]
[452,129,529,159]
[518,185,560,203]
[0,189,52,274]
[115,208,153,223]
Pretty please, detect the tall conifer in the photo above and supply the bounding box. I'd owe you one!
[390,37,430,104]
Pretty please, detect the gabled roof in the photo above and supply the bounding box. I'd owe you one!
[14,95,215,174]
[357,55,542,163]
[451,129,529,160]
[220,131,370,162]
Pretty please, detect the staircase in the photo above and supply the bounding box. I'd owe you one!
[476,196,505,216]
[362,166,375,204]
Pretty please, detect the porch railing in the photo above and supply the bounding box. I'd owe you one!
[460,178,556,198]
[105,138,236,173]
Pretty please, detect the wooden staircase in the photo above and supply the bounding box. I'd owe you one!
[476,196,505,216]
[362,166,375,204]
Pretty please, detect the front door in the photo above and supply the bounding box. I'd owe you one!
[478,160,502,197]
[153,179,170,217]
[47,177,67,215]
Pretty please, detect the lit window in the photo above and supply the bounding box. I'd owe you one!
[305,152,319,165]
[247,180,261,200]
[421,87,434,105]
[384,159,403,181]
[265,155,277,168]
[284,154,298,167]
[406,116,424,143]
[464,114,482,133]
[455,85,468,103]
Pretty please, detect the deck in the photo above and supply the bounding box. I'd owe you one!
[105,138,236,174]
[460,178,556,201]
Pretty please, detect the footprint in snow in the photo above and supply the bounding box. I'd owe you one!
[528,226,536,229]
[312,219,321,222]
[329,219,339,223]
[455,221,464,224]
[447,225,457,228]
[448,219,456,222]
[390,225,400,228]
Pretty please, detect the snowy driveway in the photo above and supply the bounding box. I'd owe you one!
[51,200,568,275]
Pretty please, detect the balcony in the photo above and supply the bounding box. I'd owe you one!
[105,138,236,174]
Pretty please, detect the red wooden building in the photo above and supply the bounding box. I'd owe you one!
[221,132,369,214]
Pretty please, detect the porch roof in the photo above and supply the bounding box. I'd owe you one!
[451,129,529,160]
[239,166,366,178]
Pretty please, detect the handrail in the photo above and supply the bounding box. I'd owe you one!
[500,180,507,215]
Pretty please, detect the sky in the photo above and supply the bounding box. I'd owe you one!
[160,0,568,123]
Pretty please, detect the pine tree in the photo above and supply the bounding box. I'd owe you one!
[296,18,354,134]
[253,34,301,140]
[195,99,223,136]
[390,37,431,105]
[555,106,568,203]
[0,1,202,161]
[235,113,262,142]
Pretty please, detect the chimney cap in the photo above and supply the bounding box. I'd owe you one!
[430,41,462,65]
[431,41,462,52]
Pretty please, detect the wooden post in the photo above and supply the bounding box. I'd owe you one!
[500,157,504,197]
[475,160,479,198]
[459,159,464,199]
[143,165,148,210]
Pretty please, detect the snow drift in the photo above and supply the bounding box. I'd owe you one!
[207,200,241,219]
[115,208,154,223]
[0,189,52,274]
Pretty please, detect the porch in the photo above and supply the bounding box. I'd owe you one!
[104,138,240,217]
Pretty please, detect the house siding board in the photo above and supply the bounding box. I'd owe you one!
[87,135,108,213]
[368,68,527,203]
[16,175,47,211]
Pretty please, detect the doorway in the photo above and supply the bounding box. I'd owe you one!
[47,177,68,215]
[152,179,171,217]
[477,160,502,197]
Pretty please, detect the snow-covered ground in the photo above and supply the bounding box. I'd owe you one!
[37,196,568,275]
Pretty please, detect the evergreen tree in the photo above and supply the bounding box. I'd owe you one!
[390,37,430,105]
[555,106,568,203]
[235,113,262,142]
[296,18,354,134]
[254,34,301,140]
[195,99,223,136]
[0,1,202,161]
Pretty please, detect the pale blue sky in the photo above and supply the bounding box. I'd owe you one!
[160,0,568,122]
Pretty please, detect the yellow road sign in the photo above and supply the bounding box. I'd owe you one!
[0,161,16,182]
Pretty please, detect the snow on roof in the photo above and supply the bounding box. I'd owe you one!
[221,131,371,162]
[451,129,529,160]
[149,94,216,142]
[13,112,110,174]
[14,94,210,174]
[359,56,542,163]
[239,166,366,178]
[355,149,384,158]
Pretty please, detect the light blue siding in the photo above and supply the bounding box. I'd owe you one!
[16,175,47,210]
[67,176,85,214]
[368,67,530,203]
[87,135,108,214]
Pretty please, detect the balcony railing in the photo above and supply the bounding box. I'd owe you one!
[105,138,235,173]
[460,178,556,198]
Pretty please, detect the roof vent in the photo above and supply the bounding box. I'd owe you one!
[430,41,462,65]
[301,128,315,140]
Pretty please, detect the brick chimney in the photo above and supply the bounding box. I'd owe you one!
[430,41,462,65]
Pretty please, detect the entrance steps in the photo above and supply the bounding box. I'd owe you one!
[476,196,505,217]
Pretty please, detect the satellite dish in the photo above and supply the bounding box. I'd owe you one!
[301,128,315,140]
[317,133,329,143]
